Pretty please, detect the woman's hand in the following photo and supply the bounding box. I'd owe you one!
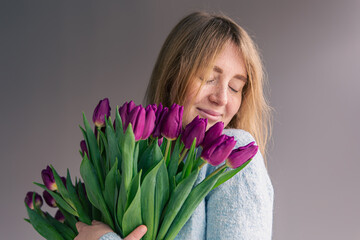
[75,220,147,240]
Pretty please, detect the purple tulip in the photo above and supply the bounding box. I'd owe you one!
[141,105,156,140]
[43,190,57,208]
[181,116,208,148]
[161,103,183,140]
[41,166,57,191]
[92,98,111,128]
[125,105,146,141]
[25,191,43,209]
[158,137,164,146]
[55,210,65,223]
[226,142,258,169]
[80,140,88,157]
[152,104,168,138]
[119,101,136,127]
[201,134,236,166]
[201,121,224,149]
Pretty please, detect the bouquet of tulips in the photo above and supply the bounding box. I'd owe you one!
[24,98,258,240]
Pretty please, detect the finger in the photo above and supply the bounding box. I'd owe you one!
[124,225,147,240]
[75,222,86,232]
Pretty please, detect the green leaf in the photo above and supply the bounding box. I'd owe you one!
[50,166,74,209]
[141,160,163,240]
[116,174,127,231]
[164,167,225,240]
[33,183,78,216]
[82,112,105,189]
[65,169,91,224]
[153,161,169,239]
[138,140,163,180]
[76,180,92,220]
[212,159,252,190]
[156,168,199,240]
[181,138,197,180]
[133,142,139,178]
[167,137,181,192]
[105,117,121,173]
[122,171,143,237]
[126,170,142,210]
[26,204,64,240]
[80,154,114,229]
[115,106,124,143]
[120,123,135,191]
[104,159,119,216]
[57,205,78,233]
[99,130,110,171]
[44,212,76,240]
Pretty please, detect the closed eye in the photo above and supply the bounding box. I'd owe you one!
[229,86,239,93]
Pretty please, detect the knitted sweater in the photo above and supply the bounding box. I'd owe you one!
[100,129,274,240]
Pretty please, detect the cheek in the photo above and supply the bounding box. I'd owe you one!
[226,96,242,122]
[182,87,199,127]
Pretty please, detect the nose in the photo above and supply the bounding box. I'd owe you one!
[208,84,227,106]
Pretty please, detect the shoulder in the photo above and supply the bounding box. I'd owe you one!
[222,128,255,148]
[207,128,274,203]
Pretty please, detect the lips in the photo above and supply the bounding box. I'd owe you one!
[196,108,222,121]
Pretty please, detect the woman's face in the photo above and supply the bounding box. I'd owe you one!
[183,41,247,129]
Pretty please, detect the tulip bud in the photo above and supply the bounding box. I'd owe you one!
[152,105,168,138]
[92,98,111,128]
[201,135,236,166]
[119,101,136,127]
[226,142,258,169]
[42,190,57,208]
[141,105,156,140]
[25,191,43,209]
[161,103,183,140]
[181,116,207,148]
[80,140,88,157]
[125,105,146,141]
[201,121,224,148]
[55,210,65,223]
[158,137,164,146]
[41,166,57,191]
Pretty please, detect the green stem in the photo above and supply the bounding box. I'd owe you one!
[178,148,189,165]
[164,139,172,165]
[204,164,227,181]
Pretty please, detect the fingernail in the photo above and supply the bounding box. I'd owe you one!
[140,225,147,234]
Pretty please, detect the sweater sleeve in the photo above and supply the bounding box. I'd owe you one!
[205,129,274,240]
[99,232,123,240]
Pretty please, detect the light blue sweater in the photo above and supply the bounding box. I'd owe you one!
[100,129,274,240]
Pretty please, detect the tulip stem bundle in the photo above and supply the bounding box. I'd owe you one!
[24,99,259,240]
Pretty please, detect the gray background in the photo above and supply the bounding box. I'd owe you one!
[1,0,359,239]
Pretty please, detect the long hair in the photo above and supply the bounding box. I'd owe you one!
[145,11,272,165]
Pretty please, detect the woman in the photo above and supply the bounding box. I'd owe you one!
[75,11,273,240]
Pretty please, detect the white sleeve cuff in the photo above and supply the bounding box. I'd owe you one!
[99,232,123,240]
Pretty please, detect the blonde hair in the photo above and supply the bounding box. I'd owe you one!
[145,11,272,165]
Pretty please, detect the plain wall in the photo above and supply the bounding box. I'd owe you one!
[1,0,359,239]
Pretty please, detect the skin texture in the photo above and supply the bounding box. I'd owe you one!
[182,41,247,130]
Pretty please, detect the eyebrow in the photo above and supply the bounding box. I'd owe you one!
[213,65,248,82]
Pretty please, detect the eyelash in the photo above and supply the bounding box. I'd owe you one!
[206,79,239,93]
